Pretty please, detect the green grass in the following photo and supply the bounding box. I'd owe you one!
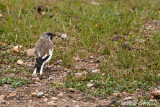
[0,77,33,88]
[0,0,160,98]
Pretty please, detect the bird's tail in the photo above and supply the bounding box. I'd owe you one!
[33,55,50,75]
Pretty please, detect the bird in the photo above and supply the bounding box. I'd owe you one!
[33,32,55,76]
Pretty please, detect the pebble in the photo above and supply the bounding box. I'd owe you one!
[51,97,58,100]
[57,93,63,97]
[87,83,94,87]
[47,101,56,106]
[0,95,4,100]
[92,69,100,73]
[61,34,67,39]
[16,100,23,104]
[8,87,16,91]
[68,88,76,92]
[31,92,37,97]
[37,92,44,98]
[17,60,24,65]
[1,100,6,104]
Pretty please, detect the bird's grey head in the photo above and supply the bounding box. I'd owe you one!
[40,32,56,41]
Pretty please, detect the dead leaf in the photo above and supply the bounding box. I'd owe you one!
[0,42,3,46]
[151,90,160,98]
[11,45,22,53]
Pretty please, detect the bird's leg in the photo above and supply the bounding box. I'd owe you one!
[46,62,50,78]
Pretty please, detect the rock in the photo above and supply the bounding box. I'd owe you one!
[61,34,67,39]
[73,57,81,61]
[113,92,121,96]
[87,83,94,87]
[74,105,80,107]
[121,97,137,106]
[90,1,100,5]
[24,48,35,57]
[31,92,37,97]
[16,100,23,104]
[57,93,63,97]
[0,95,4,100]
[92,69,100,73]
[37,92,44,98]
[0,13,2,18]
[32,74,37,78]
[123,96,135,101]
[56,60,62,64]
[47,101,56,106]
[51,97,58,100]
[122,42,132,50]
[44,98,48,102]
[9,93,16,97]
[17,60,24,65]
[89,56,94,59]
[151,90,160,98]
[1,100,6,104]
[8,87,15,91]
[68,88,76,92]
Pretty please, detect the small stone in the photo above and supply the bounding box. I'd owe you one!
[123,96,135,101]
[31,92,37,97]
[0,95,4,100]
[74,105,80,107]
[87,83,94,87]
[51,97,58,100]
[1,100,6,104]
[17,60,24,65]
[56,60,62,64]
[68,88,76,92]
[61,34,67,39]
[47,101,56,106]
[44,98,48,102]
[89,56,94,59]
[92,69,100,73]
[90,1,100,5]
[57,93,63,97]
[8,87,15,91]
[122,42,132,50]
[16,100,23,104]
[113,92,121,96]
[0,13,2,18]
[9,93,16,97]
[37,92,44,98]
[64,97,70,101]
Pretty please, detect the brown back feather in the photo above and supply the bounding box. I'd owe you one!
[34,39,54,57]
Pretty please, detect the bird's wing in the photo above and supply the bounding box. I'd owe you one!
[34,39,54,58]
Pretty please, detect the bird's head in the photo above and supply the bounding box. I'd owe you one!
[40,31,56,40]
